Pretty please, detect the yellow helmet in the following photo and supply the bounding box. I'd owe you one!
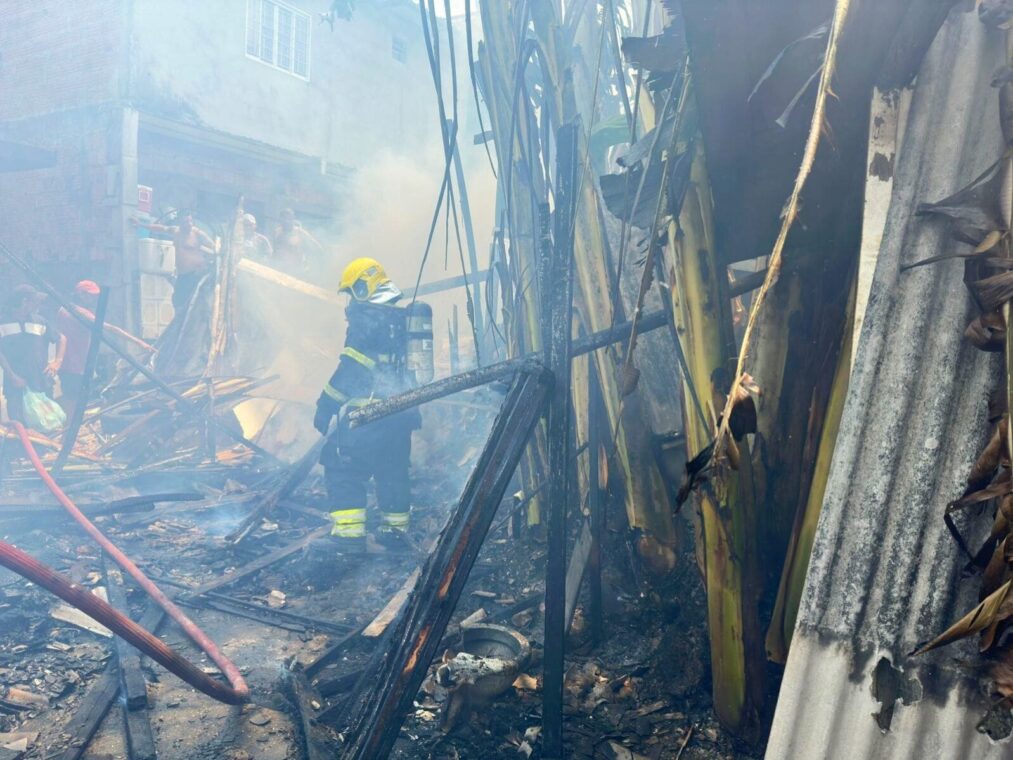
[339,257,401,303]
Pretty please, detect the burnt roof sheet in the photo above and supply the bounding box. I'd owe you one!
[767,8,1010,758]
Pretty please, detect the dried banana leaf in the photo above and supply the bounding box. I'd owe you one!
[912,580,1013,655]
[972,269,1013,313]
[747,20,830,104]
[966,311,1007,353]
[622,26,686,74]
[946,469,1012,560]
[967,416,1009,490]
[981,533,1012,600]
[916,158,1006,247]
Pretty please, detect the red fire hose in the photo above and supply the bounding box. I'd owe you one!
[6,422,249,704]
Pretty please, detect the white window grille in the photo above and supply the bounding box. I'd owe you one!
[246,0,311,79]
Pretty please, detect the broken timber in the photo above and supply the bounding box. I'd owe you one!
[0,241,274,460]
[150,526,330,599]
[226,442,329,545]
[340,366,550,759]
[104,565,148,710]
[542,121,579,759]
[56,601,166,760]
[348,309,667,429]
[290,668,331,760]
[53,288,108,473]
[362,569,421,638]
[56,664,119,760]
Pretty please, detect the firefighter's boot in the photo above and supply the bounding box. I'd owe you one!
[329,507,368,554]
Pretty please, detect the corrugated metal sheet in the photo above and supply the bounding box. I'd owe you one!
[767,8,1011,758]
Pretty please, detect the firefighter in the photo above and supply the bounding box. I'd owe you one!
[313,258,421,549]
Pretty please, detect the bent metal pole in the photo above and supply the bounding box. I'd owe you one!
[12,422,249,704]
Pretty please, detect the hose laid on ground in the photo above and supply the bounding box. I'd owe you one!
[0,539,246,704]
[8,421,249,704]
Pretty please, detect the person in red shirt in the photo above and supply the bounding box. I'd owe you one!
[55,281,156,416]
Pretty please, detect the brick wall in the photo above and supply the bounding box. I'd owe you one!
[0,107,126,314]
[0,1,123,122]
[0,1,126,300]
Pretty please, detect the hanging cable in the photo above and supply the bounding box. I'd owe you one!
[464,0,498,178]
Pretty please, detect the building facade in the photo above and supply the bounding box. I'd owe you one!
[0,0,433,329]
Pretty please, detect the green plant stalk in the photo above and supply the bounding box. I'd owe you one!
[669,146,764,738]
[766,278,855,662]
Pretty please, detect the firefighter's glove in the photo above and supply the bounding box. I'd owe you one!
[313,403,335,436]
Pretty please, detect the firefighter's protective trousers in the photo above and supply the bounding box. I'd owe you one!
[315,299,418,538]
[321,411,414,537]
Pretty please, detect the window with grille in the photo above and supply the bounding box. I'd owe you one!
[246,0,311,79]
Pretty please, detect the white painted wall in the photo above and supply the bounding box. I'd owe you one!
[129,0,437,168]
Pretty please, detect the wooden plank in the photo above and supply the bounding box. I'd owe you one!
[362,569,420,638]
[341,369,549,759]
[238,258,342,306]
[290,670,331,760]
[543,122,579,759]
[104,568,150,710]
[564,519,593,633]
[190,525,330,597]
[56,665,119,760]
[123,708,157,760]
[55,586,173,760]
[51,587,113,637]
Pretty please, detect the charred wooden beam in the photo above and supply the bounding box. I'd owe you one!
[0,241,274,460]
[340,367,550,759]
[542,121,579,759]
[123,708,157,760]
[312,667,365,699]
[191,525,330,595]
[56,664,119,760]
[54,288,109,473]
[348,310,667,429]
[173,586,354,636]
[104,565,148,710]
[588,361,605,646]
[290,669,331,760]
[225,442,329,545]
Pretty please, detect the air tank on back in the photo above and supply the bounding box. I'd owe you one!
[406,301,434,386]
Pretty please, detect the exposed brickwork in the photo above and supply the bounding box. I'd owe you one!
[0,107,123,296]
[0,2,123,122]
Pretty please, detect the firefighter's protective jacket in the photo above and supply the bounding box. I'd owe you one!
[317,299,408,417]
